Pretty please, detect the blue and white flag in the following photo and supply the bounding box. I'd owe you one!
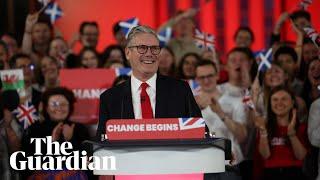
[44,2,63,24]
[119,17,139,38]
[158,27,172,47]
[257,48,273,72]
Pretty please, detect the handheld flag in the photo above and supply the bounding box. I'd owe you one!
[303,27,320,48]
[13,101,39,129]
[0,69,26,97]
[44,2,63,24]
[257,48,273,72]
[242,89,255,110]
[119,17,139,38]
[194,29,215,51]
[298,0,313,10]
[158,27,172,47]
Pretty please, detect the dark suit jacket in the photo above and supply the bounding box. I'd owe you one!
[96,74,202,138]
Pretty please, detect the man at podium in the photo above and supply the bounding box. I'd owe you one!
[96,25,201,138]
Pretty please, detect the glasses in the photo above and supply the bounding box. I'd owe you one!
[197,73,216,81]
[17,64,35,71]
[49,101,69,108]
[128,45,161,55]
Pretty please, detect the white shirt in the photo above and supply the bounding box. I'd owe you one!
[131,74,157,119]
[308,98,320,180]
[202,92,247,165]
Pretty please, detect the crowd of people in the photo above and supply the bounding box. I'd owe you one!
[0,6,319,180]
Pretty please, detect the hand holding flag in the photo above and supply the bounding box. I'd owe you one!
[303,27,320,48]
[298,0,313,10]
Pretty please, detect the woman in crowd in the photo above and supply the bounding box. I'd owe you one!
[254,86,308,180]
[22,87,89,179]
[302,58,320,109]
[79,47,100,68]
[101,44,128,68]
[158,46,176,77]
[48,37,71,67]
[177,52,201,80]
[38,56,60,91]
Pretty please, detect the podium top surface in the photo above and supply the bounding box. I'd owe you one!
[86,138,231,156]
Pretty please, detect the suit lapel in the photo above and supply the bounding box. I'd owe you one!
[122,79,135,119]
[155,75,168,118]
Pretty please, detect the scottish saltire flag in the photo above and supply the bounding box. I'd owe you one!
[119,17,139,38]
[303,27,320,48]
[115,68,132,76]
[45,2,63,24]
[242,89,255,110]
[187,79,201,95]
[13,101,39,129]
[298,0,313,9]
[158,27,172,47]
[257,48,273,72]
[194,29,215,51]
[179,118,205,130]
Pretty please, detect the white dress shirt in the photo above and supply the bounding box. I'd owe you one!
[308,98,320,180]
[202,92,247,165]
[131,74,157,119]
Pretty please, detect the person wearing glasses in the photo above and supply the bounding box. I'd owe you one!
[8,53,42,109]
[96,25,201,138]
[21,87,89,179]
[195,60,247,180]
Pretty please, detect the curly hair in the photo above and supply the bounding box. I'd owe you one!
[41,87,76,121]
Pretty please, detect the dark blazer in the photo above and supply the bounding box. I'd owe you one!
[96,74,202,138]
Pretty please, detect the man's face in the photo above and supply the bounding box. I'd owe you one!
[32,23,51,45]
[125,33,160,80]
[226,51,250,81]
[81,25,99,48]
[303,43,319,63]
[277,54,296,76]
[174,18,195,38]
[235,30,252,48]
[196,65,218,93]
[15,57,34,83]
[294,17,310,30]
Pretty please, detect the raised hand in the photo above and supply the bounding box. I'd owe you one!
[25,13,39,33]
[52,122,63,141]
[62,123,75,141]
[195,92,211,109]
[287,108,297,136]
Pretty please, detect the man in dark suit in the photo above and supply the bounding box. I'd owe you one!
[96,25,201,138]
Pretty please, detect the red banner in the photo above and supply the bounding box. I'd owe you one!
[60,69,117,124]
[105,118,205,140]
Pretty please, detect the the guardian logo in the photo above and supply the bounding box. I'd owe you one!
[10,136,116,171]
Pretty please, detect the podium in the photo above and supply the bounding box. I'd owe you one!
[87,138,231,176]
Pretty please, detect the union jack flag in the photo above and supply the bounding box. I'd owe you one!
[179,117,205,130]
[194,29,215,51]
[158,27,172,47]
[298,0,313,10]
[242,89,255,110]
[115,68,132,76]
[119,17,139,38]
[303,27,320,48]
[187,79,201,95]
[257,48,273,72]
[13,101,39,129]
[44,2,63,24]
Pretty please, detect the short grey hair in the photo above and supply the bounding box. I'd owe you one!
[126,25,159,47]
